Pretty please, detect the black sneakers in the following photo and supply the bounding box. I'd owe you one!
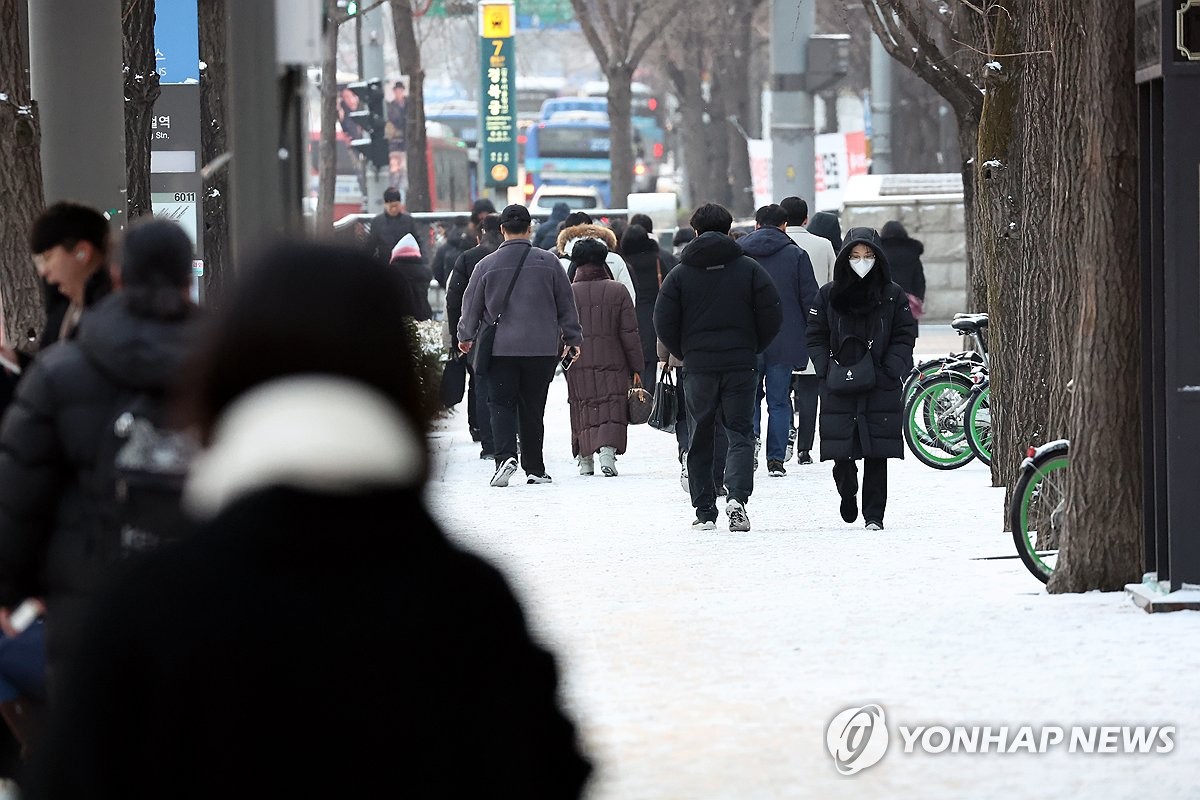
[865,520,884,531]
[767,459,786,477]
[526,473,553,484]
[797,450,813,465]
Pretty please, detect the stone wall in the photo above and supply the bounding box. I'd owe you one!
[840,199,967,322]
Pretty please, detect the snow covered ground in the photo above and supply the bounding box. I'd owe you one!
[425,345,1200,799]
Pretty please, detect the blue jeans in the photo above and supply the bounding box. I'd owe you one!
[754,359,795,462]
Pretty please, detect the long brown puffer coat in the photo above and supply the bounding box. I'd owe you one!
[566,264,643,457]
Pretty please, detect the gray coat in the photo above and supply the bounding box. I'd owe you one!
[457,239,583,357]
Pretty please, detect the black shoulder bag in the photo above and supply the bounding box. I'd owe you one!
[826,333,876,395]
[472,244,532,376]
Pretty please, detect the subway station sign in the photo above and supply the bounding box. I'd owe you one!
[479,1,517,188]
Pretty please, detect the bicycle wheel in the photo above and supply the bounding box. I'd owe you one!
[1009,446,1070,583]
[965,384,992,466]
[903,355,981,405]
[903,372,977,469]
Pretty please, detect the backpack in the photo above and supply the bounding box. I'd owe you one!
[95,390,199,560]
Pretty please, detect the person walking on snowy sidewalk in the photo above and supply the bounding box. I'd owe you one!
[565,240,643,477]
[654,203,782,533]
[458,205,583,488]
[806,227,916,530]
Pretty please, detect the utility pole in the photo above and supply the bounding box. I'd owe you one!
[869,32,892,174]
[769,0,815,205]
[360,2,388,215]
[28,0,126,218]
[227,2,289,264]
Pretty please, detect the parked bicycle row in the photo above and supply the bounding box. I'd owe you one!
[898,311,1069,585]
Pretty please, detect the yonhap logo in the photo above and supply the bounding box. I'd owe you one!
[827,704,889,775]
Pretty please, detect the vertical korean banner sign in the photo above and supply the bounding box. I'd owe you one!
[479,1,517,189]
[152,0,204,300]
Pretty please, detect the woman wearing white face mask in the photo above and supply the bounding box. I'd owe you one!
[805,227,917,530]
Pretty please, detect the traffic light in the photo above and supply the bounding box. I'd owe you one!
[347,79,388,169]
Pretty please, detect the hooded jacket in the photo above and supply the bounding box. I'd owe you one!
[445,233,503,350]
[805,227,917,460]
[431,222,474,289]
[620,224,668,370]
[738,226,820,369]
[653,231,782,373]
[556,224,636,302]
[533,202,571,250]
[0,293,197,674]
[879,221,927,301]
[390,237,434,321]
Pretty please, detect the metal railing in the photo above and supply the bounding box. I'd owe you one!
[332,208,633,231]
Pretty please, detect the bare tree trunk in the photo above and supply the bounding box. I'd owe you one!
[714,4,757,216]
[198,0,229,306]
[704,72,733,208]
[975,4,1065,502]
[607,65,634,206]
[315,12,338,233]
[0,0,46,348]
[664,52,706,209]
[391,0,430,212]
[1048,0,1141,592]
[123,0,160,219]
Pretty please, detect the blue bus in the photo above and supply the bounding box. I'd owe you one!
[523,115,613,206]
[583,82,665,191]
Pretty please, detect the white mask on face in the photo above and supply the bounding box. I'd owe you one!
[850,257,875,278]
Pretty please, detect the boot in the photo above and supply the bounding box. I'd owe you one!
[599,446,618,477]
[578,454,594,475]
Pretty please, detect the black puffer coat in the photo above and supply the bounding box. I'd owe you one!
[654,232,782,372]
[806,228,917,461]
[620,224,665,370]
[0,293,196,675]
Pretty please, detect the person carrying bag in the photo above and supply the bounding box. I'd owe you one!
[806,227,916,532]
[471,243,532,377]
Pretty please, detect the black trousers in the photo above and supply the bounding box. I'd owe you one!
[488,355,557,476]
[466,365,495,454]
[683,368,756,516]
[672,370,727,486]
[833,458,888,523]
[792,373,819,452]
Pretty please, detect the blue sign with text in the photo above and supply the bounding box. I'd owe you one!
[154,0,200,84]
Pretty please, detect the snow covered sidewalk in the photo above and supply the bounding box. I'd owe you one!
[426,371,1200,799]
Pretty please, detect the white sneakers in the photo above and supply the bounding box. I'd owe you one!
[489,457,518,487]
[726,499,750,532]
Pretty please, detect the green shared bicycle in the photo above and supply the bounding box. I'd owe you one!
[1009,439,1070,583]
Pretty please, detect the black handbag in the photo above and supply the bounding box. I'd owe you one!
[826,334,876,395]
[439,355,467,408]
[647,364,678,433]
[627,374,653,425]
[472,244,532,376]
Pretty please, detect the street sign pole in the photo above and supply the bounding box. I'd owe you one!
[479,1,518,207]
[28,0,126,220]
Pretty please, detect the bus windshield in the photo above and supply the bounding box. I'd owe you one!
[536,126,610,159]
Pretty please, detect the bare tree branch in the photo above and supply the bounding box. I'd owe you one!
[570,0,614,66]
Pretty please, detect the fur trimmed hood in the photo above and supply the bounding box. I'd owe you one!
[556,223,617,256]
[184,376,425,519]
